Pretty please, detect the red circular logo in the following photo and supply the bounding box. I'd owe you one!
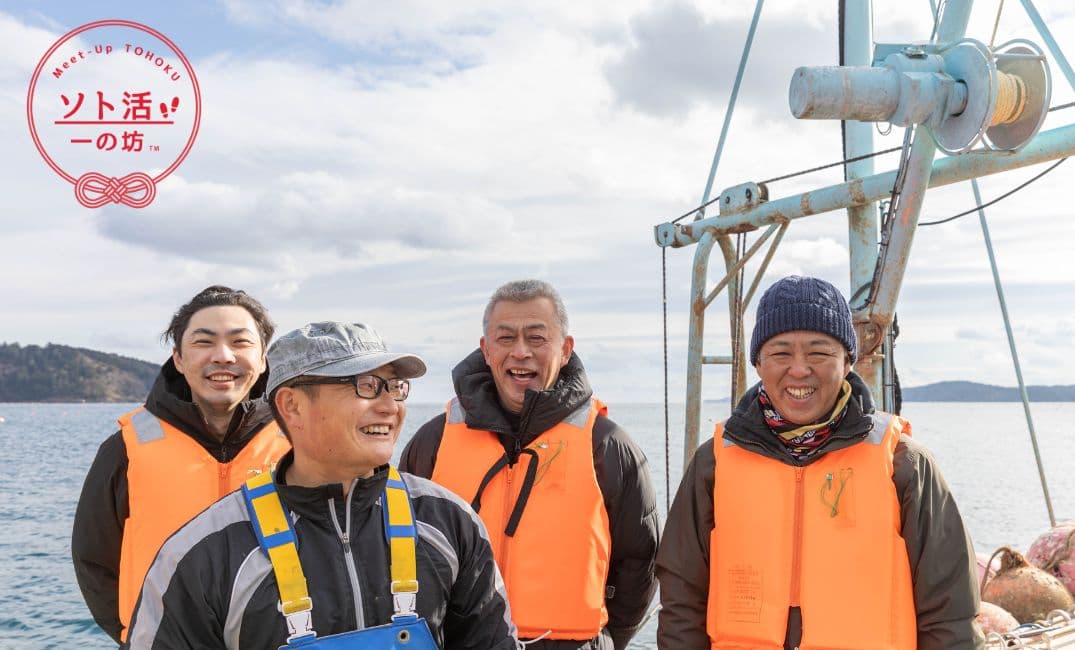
[26,20,201,208]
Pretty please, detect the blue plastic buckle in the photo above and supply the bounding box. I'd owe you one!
[281,615,437,649]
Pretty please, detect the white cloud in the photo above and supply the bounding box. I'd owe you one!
[95,172,514,266]
[0,11,59,81]
[1,3,1074,406]
[603,2,834,120]
[221,0,503,52]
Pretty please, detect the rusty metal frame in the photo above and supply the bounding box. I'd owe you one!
[661,0,1075,465]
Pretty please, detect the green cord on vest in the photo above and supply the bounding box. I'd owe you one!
[534,440,565,485]
[819,468,853,517]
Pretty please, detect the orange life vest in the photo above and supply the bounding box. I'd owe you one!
[707,412,916,649]
[116,407,289,641]
[431,397,612,640]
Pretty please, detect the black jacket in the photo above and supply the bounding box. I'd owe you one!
[399,349,660,650]
[656,373,984,649]
[125,455,519,649]
[71,358,276,643]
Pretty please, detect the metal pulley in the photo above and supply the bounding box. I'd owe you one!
[985,40,1051,151]
[789,39,1051,153]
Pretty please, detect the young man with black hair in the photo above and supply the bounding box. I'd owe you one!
[72,286,289,643]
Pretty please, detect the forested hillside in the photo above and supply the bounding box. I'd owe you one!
[0,343,158,402]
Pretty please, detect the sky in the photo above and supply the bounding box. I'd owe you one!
[1,1,1074,406]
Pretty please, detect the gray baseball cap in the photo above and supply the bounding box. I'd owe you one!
[266,321,426,395]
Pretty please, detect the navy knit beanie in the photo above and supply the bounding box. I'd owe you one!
[749,275,857,365]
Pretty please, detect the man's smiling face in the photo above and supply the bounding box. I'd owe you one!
[480,297,574,414]
[755,330,851,425]
[172,305,266,420]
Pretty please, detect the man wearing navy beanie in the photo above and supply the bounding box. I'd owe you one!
[657,275,983,649]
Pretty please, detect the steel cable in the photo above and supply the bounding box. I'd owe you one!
[919,157,1067,226]
[661,247,671,516]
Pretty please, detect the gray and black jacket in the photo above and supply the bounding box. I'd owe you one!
[656,372,984,649]
[72,358,276,643]
[399,349,660,650]
[125,453,519,649]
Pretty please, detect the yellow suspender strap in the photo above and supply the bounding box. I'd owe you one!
[241,472,312,616]
[242,466,421,630]
[383,466,420,618]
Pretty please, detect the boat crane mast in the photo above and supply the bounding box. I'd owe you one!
[654,0,1074,473]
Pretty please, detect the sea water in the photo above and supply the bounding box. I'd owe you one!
[1,401,1073,648]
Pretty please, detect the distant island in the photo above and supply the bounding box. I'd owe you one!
[902,380,1075,402]
[0,342,158,402]
[698,379,1075,405]
[1,343,1074,403]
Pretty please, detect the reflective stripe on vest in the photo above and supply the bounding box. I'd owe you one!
[432,397,611,640]
[707,412,916,650]
[130,409,165,442]
[117,407,290,641]
[241,466,438,649]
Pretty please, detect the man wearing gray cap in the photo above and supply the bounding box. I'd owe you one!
[656,276,982,649]
[125,321,519,649]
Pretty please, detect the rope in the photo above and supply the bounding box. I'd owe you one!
[661,247,671,516]
[919,157,1067,226]
[980,545,1011,597]
[670,195,722,225]
[989,0,1005,49]
[888,125,917,220]
[730,234,746,401]
[761,103,1075,190]
[760,147,903,185]
[660,103,1075,230]
[1041,527,1075,576]
[661,146,907,227]
[881,101,1074,227]
[930,0,948,44]
[990,70,1027,127]
[819,468,853,517]
[866,125,917,304]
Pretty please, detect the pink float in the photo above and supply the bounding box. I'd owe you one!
[976,601,1019,636]
[1027,522,1075,596]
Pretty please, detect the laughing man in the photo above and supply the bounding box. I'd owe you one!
[401,279,659,650]
[72,286,290,643]
[125,321,518,647]
[656,275,983,649]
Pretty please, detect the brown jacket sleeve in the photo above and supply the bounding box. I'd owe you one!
[655,437,715,648]
[893,435,985,649]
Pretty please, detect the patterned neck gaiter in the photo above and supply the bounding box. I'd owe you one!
[758,380,852,461]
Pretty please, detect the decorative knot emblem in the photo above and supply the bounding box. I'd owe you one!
[74,171,156,208]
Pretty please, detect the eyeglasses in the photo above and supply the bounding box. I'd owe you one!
[288,374,411,401]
